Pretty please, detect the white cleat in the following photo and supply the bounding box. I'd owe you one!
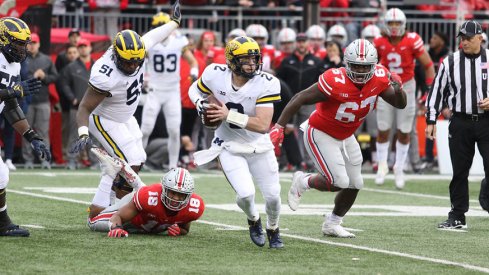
[375,161,389,185]
[90,147,123,178]
[5,159,16,171]
[394,166,405,190]
[288,171,308,211]
[119,159,146,189]
[322,216,355,238]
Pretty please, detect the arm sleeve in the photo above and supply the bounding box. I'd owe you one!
[425,58,449,124]
[142,21,179,50]
[256,76,281,105]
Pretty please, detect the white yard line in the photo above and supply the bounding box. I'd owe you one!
[9,189,489,273]
[362,188,480,203]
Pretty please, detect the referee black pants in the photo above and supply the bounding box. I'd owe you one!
[448,115,489,219]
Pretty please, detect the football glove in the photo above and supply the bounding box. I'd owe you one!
[167,224,181,237]
[389,72,403,93]
[0,78,42,100]
[108,226,129,238]
[170,0,181,25]
[70,135,92,154]
[23,128,51,162]
[270,124,285,149]
[195,98,208,119]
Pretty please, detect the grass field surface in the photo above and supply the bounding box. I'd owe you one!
[2,170,489,274]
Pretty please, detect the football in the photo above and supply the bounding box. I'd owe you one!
[203,95,223,130]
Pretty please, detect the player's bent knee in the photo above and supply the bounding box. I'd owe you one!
[351,178,364,189]
[333,176,350,189]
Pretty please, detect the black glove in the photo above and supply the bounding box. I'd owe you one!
[170,0,181,25]
[23,128,51,162]
[70,135,93,154]
[0,78,42,100]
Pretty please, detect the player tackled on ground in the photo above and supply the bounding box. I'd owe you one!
[271,39,407,238]
[88,147,204,237]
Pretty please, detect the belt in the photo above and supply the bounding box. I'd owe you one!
[453,112,488,122]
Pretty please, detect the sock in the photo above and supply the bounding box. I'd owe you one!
[236,195,259,222]
[327,212,343,224]
[302,174,312,190]
[265,196,281,230]
[395,140,410,171]
[0,189,11,227]
[307,174,333,191]
[91,175,114,208]
[376,141,390,164]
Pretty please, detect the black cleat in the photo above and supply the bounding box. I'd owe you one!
[0,223,30,237]
[248,218,265,247]
[266,228,284,249]
[479,178,489,212]
[437,218,467,230]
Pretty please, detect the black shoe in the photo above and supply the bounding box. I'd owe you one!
[248,218,265,247]
[266,228,284,249]
[479,178,489,212]
[0,223,30,237]
[437,218,467,230]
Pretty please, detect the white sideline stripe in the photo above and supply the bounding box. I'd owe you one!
[197,220,489,274]
[21,224,45,229]
[9,189,489,274]
[362,188,480,203]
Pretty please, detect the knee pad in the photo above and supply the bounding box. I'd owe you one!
[0,163,9,189]
[333,175,350,189]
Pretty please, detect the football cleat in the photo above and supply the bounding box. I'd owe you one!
[322,215,355,238]
[375,161,389,185]
[437,218,467,230]
[247,218,265,247]
[91,147,123,178]
[118,159,145,190]
[0,223,30,237]
[394,165,405,190]
[288,171,308,211]
[266,228,284,249]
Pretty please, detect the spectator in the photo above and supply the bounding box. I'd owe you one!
[23,33,58,169]
[322,40,344,70]
[58,39,94,170]
[55,28,81,72]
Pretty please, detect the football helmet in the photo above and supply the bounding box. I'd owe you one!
[0,17,31,63]
[151,12,171,27]
[112,30,146,76]
[306,25,326,40]
[361,24,381,41]
[327,24,348,47]
[225,36,262,79]
[384,8,406,37]
[344,39,378,84]
[245,24,269,42]
[277,28,297,43]
[227,28,246,40]
[161,168,195,211]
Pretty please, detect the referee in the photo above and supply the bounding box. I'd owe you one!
[425,20,489,230]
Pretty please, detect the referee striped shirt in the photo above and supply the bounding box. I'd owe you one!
[426,47,489,123]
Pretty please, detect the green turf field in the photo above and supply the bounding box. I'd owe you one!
[2,170,489,274]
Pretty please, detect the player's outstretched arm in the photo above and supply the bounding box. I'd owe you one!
[107,201,139,238]
[276,83,327,127]
[142,0,181,49]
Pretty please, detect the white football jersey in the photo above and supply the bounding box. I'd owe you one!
[145,32,188,88]
[196,63,281,144]
[89,48,145,123]
[0,52,21,113]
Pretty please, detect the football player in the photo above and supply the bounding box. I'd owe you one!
[327,24,348,48]
[188,36,283,248]
[0,17,50,237]
[245,24,277,73]
[306,25,327,59]
[270,39,407,238]
[88,148,204,237]
[373,8,435,189]
[140,11,199,170]
[361,24,381,43]
[71,1,182,217]
[274,27,296,68]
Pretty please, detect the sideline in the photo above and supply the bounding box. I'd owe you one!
[8,189,489,274]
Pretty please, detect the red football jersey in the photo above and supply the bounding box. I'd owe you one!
[130,184,205,233]
[261,45,277,72]
[311,48,327,60]
[309,65,390,140]
[373,32,425,83]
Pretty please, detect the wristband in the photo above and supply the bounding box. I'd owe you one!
[23,128,42,142]
[274,123,284,129]
[190,67,199,77]
[78,126,89,137]
[425,77,434,86]
[226,110,249,128]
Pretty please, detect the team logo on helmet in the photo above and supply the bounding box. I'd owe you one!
[112,30,146,76]
[225,36,262,79]
[0,17,31,63]
[161,168,195,211]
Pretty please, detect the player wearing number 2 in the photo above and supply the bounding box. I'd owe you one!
[373,8,435,189]
[71,1,182,217]
[270,39,406,237]
[140,11,199,170]
[87,147,204,238]
[188,36,283,248]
